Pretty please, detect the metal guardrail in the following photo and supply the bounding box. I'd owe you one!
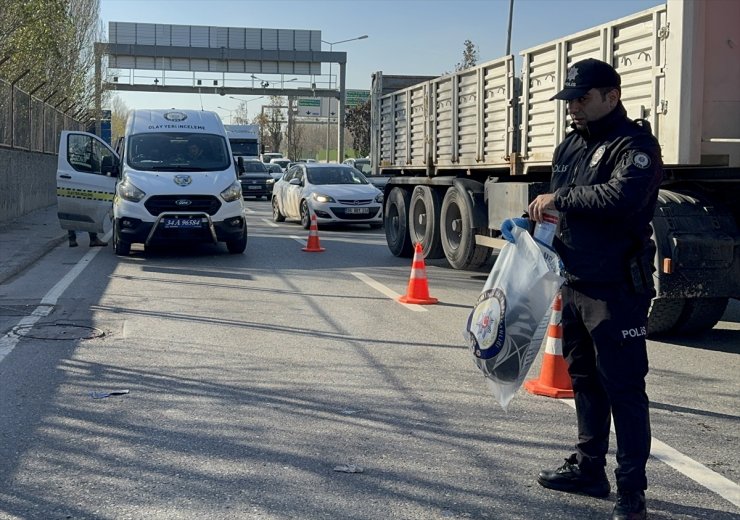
[0,78,84,154]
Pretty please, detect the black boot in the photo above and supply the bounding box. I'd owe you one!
[89,234,108,247]
[68,232,78,248]
[538,454,610,497]
[612,490,646,520]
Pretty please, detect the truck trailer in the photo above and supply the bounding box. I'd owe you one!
[371,0,739,336]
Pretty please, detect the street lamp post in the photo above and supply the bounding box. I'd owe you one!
[217,106,234,124]
[322,35,368,163]
[228,95,266,122]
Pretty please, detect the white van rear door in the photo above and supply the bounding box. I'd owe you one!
[57,131,118,234]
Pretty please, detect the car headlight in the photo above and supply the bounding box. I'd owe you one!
[313,193,335,203]
[375,191,384,204]
[266,178,275,184]
[221,180,242,202]
[117,178,146,202]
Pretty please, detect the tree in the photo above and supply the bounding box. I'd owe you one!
[257,95,285,153]
[346,100,370,157]
[110,94,129,144]
[0,0,105,114]
[455,40,479,71]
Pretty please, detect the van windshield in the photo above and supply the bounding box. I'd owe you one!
[127,132,231,171]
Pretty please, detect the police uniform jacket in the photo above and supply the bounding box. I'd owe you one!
[551,102,663,283]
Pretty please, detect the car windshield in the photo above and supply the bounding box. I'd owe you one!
[242,161,268,173]
[127,132,231,171]
[307,167,369,185]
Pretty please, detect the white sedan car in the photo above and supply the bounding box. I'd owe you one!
[272,163,384,229]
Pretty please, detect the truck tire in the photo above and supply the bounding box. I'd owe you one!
[674,297,729,335]
[440,185,490,269]
[227,229,248,254]
[385,187,413,258]
[647,297,685,337]
[113,221,131,256]
[409,186,444,259]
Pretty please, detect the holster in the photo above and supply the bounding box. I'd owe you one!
[629,251,655,294]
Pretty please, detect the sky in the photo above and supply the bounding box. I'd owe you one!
[99,0,664,120]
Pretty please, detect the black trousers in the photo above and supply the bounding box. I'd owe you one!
[561,281,651,492]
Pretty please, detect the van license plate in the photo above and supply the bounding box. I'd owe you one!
[345,207,369,214]
[163,218,202,228]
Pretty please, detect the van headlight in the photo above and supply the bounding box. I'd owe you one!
[313,193,335,203]
[117,178,146,202]
[221,180,242,202]
[375,191,384,204]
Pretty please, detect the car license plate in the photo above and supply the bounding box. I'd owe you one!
[163,217,202,228]
[345,207,369,214]
[247,185,261,190]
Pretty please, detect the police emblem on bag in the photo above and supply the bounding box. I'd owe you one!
[467,287,506,359]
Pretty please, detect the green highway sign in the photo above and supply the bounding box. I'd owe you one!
[346,89,370,107]
[298,98,321,107]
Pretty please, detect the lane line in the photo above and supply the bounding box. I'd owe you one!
[260,218,279,227]
[351,272,427,312]
[0,238,107,364]
[562,399,740,507]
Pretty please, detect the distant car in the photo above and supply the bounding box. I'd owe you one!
[265,162,284,180]
[271,163,384,229]
[343,158,390,189]
[239,160,275,199]
[270,158,292,171]
[260,152,283,164]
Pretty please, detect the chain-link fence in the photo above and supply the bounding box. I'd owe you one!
[0,78,85,154]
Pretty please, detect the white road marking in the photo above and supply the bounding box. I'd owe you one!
[562,399,740,507]
[0,238,108,364]
[290,234,306,245]
[261,218,279,227]
[351,272,427,312]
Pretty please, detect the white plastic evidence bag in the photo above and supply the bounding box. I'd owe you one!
[465,225,564,410]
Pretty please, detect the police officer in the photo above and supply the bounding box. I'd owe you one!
[508,58,662,520]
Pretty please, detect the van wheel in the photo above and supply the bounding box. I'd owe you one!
[227,230,248,254]
[113,221,131,256]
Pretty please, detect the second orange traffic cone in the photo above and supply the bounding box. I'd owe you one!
[524,292,574,398]
[302,212,325,252]
[398,243,438,305]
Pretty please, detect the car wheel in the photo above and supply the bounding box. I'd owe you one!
[272,196,285,222]
[300,200,311,229]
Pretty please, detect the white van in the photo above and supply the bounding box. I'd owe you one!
[56,109,248,256]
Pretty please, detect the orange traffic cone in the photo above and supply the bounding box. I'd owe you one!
[398,243,438,304]
[302,212,325,252]
[524,292,574,398]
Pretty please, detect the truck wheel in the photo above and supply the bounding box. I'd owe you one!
[113,221,131,256]
[272,196,285,222]
[409,186,444,259]
[674,297,729,335]
[647,297,685,337]
[227,229,248,254]
[440,186,490,269]
[385,187,413,257]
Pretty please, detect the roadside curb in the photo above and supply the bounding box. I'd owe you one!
[0,233,67,285]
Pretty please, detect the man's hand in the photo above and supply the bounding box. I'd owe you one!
[528,193,556,223]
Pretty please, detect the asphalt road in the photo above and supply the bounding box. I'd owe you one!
[0,200,738,520]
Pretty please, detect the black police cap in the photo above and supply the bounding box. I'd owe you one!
[550,58,621,101]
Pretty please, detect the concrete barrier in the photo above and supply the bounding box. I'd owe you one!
[0,147,57,224]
